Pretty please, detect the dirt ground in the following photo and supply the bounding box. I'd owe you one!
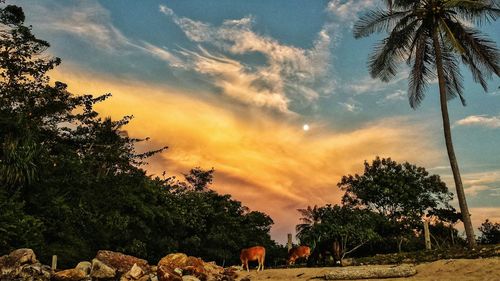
[235,257,500,281]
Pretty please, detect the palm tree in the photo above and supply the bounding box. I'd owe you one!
[353,0,500,249]
[296,205,323,246]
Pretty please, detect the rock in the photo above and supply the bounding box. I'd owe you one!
[0,248,37,270]
[181,276,200,281]
[91,258,116,279]
[9,249,37,266]
[95,250,150,274]
[0,249,50,281]
[52,268,87,281]
[75,262,92,275]
[157,265,182,281]
[157,254,204,281]
[120,263,149,281]
[156,253,237,281]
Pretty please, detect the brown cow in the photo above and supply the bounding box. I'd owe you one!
[240,246,265,272]
[287,245,311,265]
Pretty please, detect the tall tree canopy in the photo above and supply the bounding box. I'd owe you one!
[338,157,457,251]
[354,0,500,248]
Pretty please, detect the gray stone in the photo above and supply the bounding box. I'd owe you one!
[75,262,92,275]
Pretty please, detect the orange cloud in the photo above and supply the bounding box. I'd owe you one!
[51,66,444,243]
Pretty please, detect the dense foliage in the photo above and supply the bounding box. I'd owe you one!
[297,157,464,264]
[0,4,280,268]
[338,157,458,252]
[478,219,500,245]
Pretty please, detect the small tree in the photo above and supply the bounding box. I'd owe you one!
[478,219,500,245]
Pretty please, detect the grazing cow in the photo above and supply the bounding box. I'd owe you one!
[308,239,342,267]
[240,246,265,272]
[287,245,311,265]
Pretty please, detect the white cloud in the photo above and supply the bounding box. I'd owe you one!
[465,185,493,197]
[458,170,500,197]
[455,115,500,128]
[158,4,337,113]
[326,0,376,22]
[385,89,407,101]
[136,42,186,68]
[339,98,361,112]
[488,88,500,96]
[180,47,290,112]
[348,71,408,95]
[27,0,130,50]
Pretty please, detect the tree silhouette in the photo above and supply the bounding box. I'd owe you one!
[354,0,500,249]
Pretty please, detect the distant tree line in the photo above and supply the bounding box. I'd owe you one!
[297,157,499,264]
[0,4,286,268]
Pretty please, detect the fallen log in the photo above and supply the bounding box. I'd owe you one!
[324,264,417,280]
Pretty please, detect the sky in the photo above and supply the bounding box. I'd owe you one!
[14,0,500,243]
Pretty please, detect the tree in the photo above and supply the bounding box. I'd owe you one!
[338,157,455,251]
[478,219,500,244]
[295,205,322,247]
[353,0,500,249]
[296,205,380,264]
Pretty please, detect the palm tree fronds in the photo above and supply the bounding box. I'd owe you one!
[393,0,420,9]
[445,0,500,25]
[408,30,434,108]
[439,18,466,54]
[354,9,412,38]
[444,19,500,90]
[441,44,466,105]
[369,19,420,81]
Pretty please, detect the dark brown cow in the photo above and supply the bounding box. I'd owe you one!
[287,245,311,265]
[308,239,342,266]
[240,246,265,271]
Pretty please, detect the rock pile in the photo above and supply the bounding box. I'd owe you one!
[0,250,236,281]
[157,253,237,281]
[0,249,52,281]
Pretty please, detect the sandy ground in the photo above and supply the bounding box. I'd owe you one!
[235,257,500,281]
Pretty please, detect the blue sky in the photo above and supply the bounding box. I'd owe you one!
[15,0,500,242]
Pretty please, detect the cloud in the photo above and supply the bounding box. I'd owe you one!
[51,66,444,242]
[25,0,130,50]
[465,185,494,197]
[455,115,500,128]
[158,4,337,113]
[23,0,188,70]
[135,42,186,68]
[347,71,408,95]
[385,89,407,101]
[442,170,500,197]
[180,47,290,112]
[338,98,362,112]
[377,89,407,105]
[326,0,377,23]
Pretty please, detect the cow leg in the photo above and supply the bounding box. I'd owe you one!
[259,255,265,271]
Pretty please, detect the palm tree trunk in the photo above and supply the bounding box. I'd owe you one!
[432,28,477,249]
